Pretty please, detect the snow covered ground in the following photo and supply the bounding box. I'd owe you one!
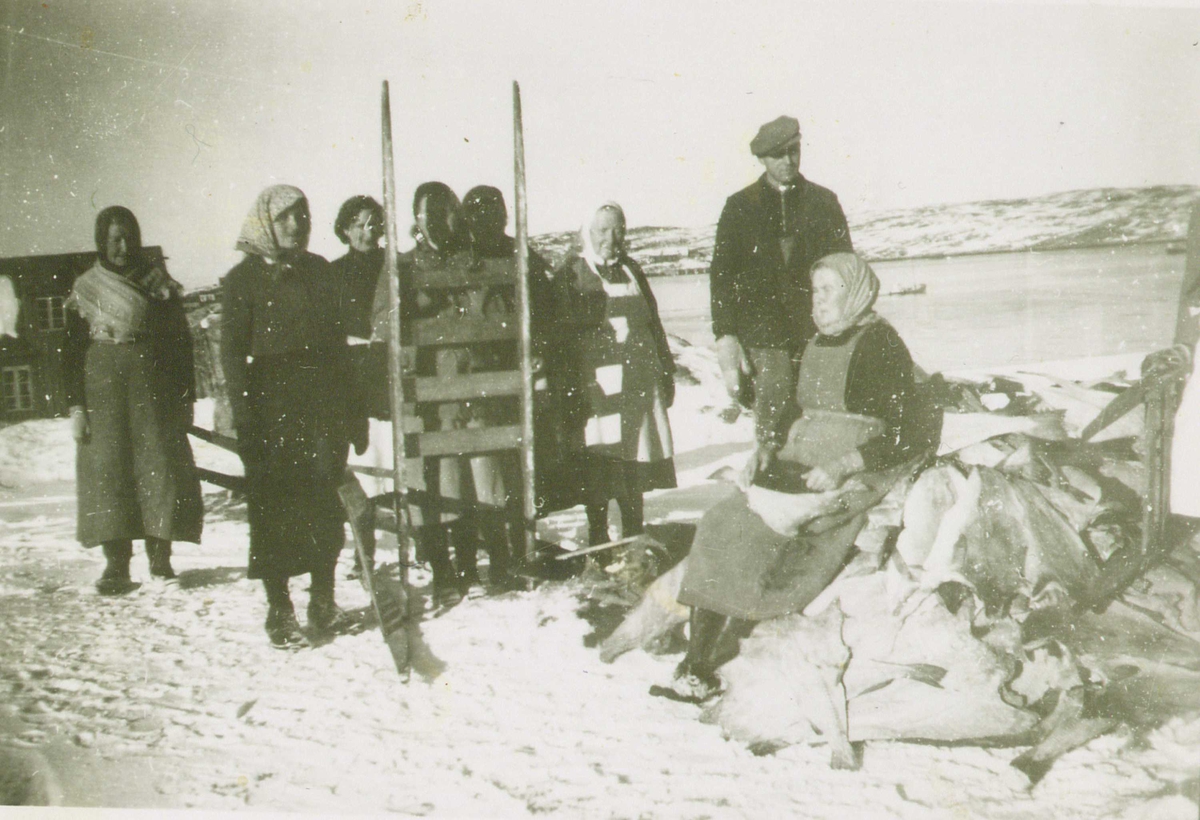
[3,341,1200,819]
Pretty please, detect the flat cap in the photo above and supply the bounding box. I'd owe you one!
[750,115,800,157]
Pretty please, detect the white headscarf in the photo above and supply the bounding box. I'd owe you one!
[235,185,308,260]
[811,252,880,336]
[580,201,626,271]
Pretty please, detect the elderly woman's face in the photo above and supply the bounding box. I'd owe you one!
[273,202,310,251]
[345,208,382,253]
[812,267,849,332]
[104,222,134,268]
[589,208,624,262]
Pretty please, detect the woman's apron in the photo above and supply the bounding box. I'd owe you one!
[579,264,674,465]
[679,324,883,620]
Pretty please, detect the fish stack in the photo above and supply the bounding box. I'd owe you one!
[603,362,1200,781]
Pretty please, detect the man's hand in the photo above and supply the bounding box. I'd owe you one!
[715,335,752,401]
[70,406,89,444]
[804,450,865,492]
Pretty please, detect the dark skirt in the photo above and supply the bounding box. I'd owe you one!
[76,341,203,547]
[677,491,862,621]
[243,351,349,579]
[578,453,676,507]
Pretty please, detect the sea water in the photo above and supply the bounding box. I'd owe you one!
[646,243,1186,373]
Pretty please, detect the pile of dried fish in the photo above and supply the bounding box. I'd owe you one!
[604,359,1200,782]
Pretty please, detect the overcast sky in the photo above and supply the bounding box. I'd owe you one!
[2,0,1199,287]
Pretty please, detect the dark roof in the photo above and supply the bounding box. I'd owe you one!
[0,247,167,294]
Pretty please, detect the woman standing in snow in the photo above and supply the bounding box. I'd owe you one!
[64,206,203,594]
[670,251,930,701]
[553,201,676,556]
[220,185,354,648]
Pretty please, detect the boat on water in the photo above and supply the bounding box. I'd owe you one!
[882,282,927,297]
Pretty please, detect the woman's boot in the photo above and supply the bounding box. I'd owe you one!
[307,559,354,635]
[424,526,462,609]
[263,576,308,649]
[145,538,176,580]
[670,608,727,701]
[96,540,135,595]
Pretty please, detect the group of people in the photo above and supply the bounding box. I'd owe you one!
[63,112,950,671]
[65,174,682,650]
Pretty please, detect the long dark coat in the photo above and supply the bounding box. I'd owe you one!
[219,252,351,579]
[709,174,853,353]
[63,263,203,547]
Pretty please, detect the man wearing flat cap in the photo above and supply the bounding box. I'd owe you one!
[710,114,853,457]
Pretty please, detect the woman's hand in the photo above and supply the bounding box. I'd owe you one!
[803,450,866,492]
[739,446,775,491]
[70,406,90,444]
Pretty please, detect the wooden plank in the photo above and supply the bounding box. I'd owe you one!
[408,262,516,290]
[513,80,538,566]
[406,371,522,403]
[406,425,522,457]
[411,316,517,346]
[197,467,245,493]
[189,424,241,454]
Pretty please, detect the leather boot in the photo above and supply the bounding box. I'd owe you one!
[96,540,135,595]
[145,538,176,580]
[263,577,308,649]
[670,608,727,700]
[307,561,354,635]
[424,526,462,609]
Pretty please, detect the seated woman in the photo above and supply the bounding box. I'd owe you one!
[670,251,931,700]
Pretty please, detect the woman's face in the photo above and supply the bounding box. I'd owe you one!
[273,202,311,251]
[589,208,624,262]
[416,195,457,250]
[104,222,134,268]
[345,208,382,253]
[812,267,849,332]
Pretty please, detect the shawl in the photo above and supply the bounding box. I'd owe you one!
[235,185,308,260]
[66,263,153,342]
[811,252,880,337]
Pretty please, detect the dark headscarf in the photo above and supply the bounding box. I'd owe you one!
[94,206,142,273]
[334,195,384,246]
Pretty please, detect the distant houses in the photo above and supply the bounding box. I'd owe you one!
[0,248,167,422]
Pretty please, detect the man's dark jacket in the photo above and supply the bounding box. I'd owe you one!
[710,173,853,352]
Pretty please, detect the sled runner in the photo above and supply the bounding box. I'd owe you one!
[1080,345,1190,607]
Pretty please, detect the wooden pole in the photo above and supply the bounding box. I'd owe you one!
[513,80,537,565]
[381,81,411,586]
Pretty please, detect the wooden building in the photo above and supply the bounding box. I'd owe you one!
[0,247,167,422]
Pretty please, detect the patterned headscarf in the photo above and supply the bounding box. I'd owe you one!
[235,185,308,259]
[811,252,880,336]
[580,201,626,269]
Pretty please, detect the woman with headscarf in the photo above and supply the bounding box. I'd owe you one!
[668,251,931,701]
[63,206,203,594]
[220,185,354,648]
[553,201,676,556]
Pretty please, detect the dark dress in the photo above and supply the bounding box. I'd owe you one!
[679,319,925,620]
[63,263,203,548]
[332,246,389,424]
[219,252,351,579]
[553,253,676,505]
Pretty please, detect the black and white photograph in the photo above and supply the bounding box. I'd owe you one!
[3,0,1200,817]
